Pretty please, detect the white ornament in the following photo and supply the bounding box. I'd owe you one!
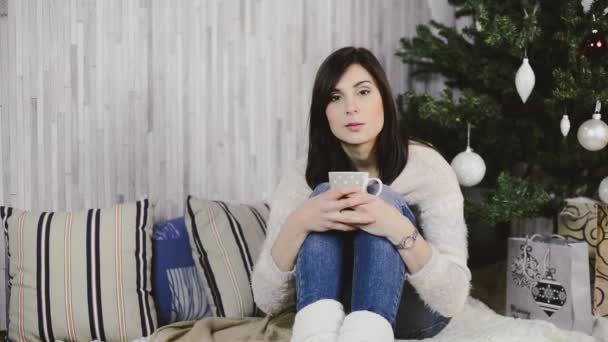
[475,19,483,31]
[560,115,571,137]
[577,100,608,151]
[515,58,535,103]
[451,124,486,187]
[600,177,608,203]
[451,146,487,187]
[577,115,608,150]
[582,0,594,13]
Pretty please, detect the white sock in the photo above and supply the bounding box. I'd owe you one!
[337,310,394,342]
[291,299,345,342]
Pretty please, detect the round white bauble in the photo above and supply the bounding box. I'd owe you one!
[599,177,608,203]
[451,147,486,187]
[577,113,608,151]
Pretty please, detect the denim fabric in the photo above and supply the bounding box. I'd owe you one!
[295,182,450,339]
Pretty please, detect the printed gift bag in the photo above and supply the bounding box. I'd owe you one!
[506,234,592,334]
[558,197,608,259]
[594,204,608,316]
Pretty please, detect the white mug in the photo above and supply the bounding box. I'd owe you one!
[328,171,383,196]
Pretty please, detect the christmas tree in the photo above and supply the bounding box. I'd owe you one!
[397,0,608,225]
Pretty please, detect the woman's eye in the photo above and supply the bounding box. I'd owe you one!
[330,95,341,102]
[360,89,370,95]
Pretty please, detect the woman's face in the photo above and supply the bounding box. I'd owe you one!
[325,64,384,153]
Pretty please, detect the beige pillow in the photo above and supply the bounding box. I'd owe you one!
[185,196,269,318]
[0,200,157,342]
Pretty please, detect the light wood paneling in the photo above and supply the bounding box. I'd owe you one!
[0,0,455,221]
[0,0,458,329]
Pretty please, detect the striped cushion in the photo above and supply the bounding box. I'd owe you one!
[0,200,157,342]
[185,196,269,318]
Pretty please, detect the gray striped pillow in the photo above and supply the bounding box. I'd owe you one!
[185,196,269,318]
[0,199,157,342]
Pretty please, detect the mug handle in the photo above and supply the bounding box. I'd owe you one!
[367,178,383,196]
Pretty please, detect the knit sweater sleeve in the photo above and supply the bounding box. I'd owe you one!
[402,145,472,318]
[251,162,309,317]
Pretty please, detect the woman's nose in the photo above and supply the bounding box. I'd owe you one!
[345,97,358,115]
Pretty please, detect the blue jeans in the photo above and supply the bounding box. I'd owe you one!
[295,183,450,340]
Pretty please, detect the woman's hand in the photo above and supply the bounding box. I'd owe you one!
[286,186,376,235]
[344,192,416,241]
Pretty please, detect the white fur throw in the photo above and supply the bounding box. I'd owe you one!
[397,297,603,342]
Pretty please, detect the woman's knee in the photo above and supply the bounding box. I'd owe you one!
[354,231,399,256]
[300,231,343,256]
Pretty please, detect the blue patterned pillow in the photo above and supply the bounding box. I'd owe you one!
[152,217,211,326]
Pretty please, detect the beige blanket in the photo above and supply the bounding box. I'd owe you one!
[151,298,604,342]
[150,311,295,342]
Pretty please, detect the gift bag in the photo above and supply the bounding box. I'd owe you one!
[594,204,608,316]
[558,197,608,260]
[506,234,593,334]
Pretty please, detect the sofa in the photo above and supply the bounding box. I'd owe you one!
[0,196,269,341]
[0,196,605,342]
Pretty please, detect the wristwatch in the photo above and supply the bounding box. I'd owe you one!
[394,229,419,250]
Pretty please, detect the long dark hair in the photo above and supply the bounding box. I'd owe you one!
[305,47,415,189]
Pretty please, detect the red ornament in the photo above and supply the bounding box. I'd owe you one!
[579,29,608,61]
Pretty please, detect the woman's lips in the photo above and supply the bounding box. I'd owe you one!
[345,123,364,132]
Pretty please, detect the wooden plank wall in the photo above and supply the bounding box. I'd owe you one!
[0,0,456,221]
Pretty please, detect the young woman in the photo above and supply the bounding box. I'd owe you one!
[251,47,471,342]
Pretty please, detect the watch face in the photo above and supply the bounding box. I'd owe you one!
[399,230,418,249]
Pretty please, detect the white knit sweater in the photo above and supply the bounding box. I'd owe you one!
[251,142,472,318]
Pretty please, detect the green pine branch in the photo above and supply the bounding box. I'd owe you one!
[398,0,608,224]
[398,89,500,127]
[465,172,555,225]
